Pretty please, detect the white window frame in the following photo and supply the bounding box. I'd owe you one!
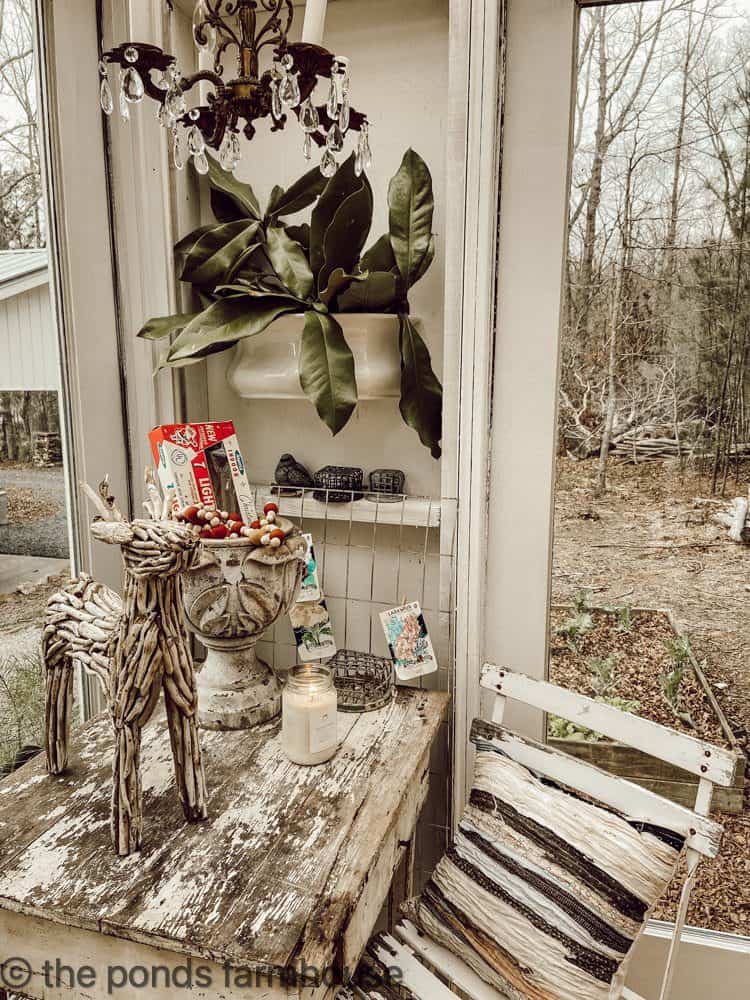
[34,0,133,713]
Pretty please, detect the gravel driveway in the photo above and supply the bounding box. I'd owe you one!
[0,465,69,559]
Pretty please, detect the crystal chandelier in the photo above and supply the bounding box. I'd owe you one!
[97,0,372,179]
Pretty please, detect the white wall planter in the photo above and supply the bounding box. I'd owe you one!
[227,312,402,400]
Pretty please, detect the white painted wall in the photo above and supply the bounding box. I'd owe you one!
[202,0,449,498]
[0,280,58,390]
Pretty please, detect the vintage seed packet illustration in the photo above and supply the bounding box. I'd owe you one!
[380,601,437,681]
[289,597,337,660]
[297,533,322,604]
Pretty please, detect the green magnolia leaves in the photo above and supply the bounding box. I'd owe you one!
[310,154,372,281]
[145,148,442,456]
[206,154,262,221]
[137,312,198,341]
[166,295,299,364]
[266,227,314,300]
[398,314,442,459]
[337,271,397,312]
[388,149,435,290]
[299,311,358,435]
[318,182,373,296]
[177,220,260,287]
[266,166,328,219]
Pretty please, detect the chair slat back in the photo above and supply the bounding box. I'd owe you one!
[479,662,743,1000]
[481,664,739,786]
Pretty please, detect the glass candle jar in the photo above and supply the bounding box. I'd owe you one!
[281,664,339,765]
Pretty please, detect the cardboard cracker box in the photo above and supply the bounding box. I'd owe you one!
[148,422,257,523]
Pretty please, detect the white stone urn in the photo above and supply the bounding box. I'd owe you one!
[182,521,306,730]
[227,313,402,399]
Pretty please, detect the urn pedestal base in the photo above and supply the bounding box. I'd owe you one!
[197,643,281,731]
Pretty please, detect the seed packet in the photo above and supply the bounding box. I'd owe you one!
[297,533,322,603]
[289,597,337,660]
[380,602,438,681]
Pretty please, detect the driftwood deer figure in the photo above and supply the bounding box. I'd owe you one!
[43,479,208,855]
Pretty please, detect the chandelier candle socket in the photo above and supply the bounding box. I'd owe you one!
[281,664,339,765]
[97,0,370,178]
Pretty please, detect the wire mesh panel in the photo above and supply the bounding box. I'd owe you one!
[251,483,456,886]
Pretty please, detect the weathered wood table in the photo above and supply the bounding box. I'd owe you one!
[0,688,448,1000]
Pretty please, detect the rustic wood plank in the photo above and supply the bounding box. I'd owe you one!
[300,690,449,976]
[0,688,447,977]
[481,664,740,786]
[0,712,113,864]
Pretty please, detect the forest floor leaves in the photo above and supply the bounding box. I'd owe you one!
[553,457,750,935]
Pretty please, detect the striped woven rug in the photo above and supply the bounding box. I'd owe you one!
[407,724,685,1000]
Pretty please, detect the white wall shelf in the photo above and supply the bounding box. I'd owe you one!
[250,486,444,528]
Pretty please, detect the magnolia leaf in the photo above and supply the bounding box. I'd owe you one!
[224,242,264,284]
[388,149,434,290]
[310,154,369,279]
[398,314,442,459]
[267,227,314,300]
[299,310,358,435]
[266,184,285,217]
[267,167,328,218]
[178,220,260,286]
[167,295,298,364]
[206,154,262,221]
[337,271,398,312]
[318,182,373,295]
[412,234,436,284]
[361,233,397,273]
[318,268,365,307]
[214,281,305,304]
[137,312,198,341]
[285,223,310,251]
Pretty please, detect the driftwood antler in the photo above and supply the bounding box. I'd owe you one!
[43,478,208,856]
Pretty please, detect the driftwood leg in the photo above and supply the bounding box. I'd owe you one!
[159,575,207,821]
[43,646,73,775]
[109,576,164,856]
[42,575,120,774]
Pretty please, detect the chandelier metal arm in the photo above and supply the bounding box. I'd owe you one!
[100,4,371,175]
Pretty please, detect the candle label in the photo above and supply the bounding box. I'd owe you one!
[297,533,322,603]
[380,601,438,681]
[309,704,338,754]
[289,597,337,660]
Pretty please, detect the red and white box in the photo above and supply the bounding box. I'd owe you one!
[149,422,257,523]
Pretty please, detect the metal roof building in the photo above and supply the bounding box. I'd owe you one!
[0,249,57,391]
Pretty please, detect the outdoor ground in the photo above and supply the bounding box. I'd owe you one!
[0,463,70,770]
[0,464,69,559]
[553,456,750,935]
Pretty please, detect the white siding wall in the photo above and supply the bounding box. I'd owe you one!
[0,281,58,391]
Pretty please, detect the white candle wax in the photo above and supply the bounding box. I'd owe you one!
[301,0,328,46]
[282,665,338,765]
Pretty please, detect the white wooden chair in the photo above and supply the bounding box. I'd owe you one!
[360,663,741,1000]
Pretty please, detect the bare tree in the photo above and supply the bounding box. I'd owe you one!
[0,0,42,249]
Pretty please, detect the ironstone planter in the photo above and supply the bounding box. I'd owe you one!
[182,521,306,731]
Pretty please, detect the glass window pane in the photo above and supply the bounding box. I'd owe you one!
[551,0,750,937]
[0,0,72,777]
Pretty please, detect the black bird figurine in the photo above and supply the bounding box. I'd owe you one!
[274,453,315,495]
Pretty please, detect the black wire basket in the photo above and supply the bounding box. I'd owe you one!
[329,649,395,712]
[313,466,364,503]
[368,469,405,500]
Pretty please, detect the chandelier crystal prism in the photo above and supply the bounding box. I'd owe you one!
[97,0,371,178]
